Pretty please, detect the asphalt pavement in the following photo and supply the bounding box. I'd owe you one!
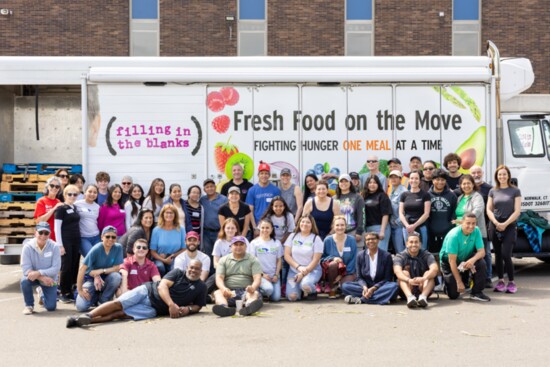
[1,258,549,366]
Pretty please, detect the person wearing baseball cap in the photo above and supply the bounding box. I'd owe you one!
[75,225,124,312]
[20,222,61,314]
[349,172,361,191]
[218,186,252,239]
[246,161,281,233]
[386,159,409,196]
[174,231,211,284]
[212,235,264,317]
[388,170,407,254]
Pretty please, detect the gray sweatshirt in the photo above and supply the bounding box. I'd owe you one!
[21,238,61,280]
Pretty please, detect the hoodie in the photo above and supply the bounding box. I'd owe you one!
[20,238,61,280]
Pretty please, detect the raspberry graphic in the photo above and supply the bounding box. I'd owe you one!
[212,115,230,134]
[207,91,225,112]
[220,87,240,106]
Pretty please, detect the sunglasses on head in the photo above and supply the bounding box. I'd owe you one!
[49,184,61,189]
[104,235,116,240]
[38,231,50,236]
[66,193,79,197]
[135,245,148,250]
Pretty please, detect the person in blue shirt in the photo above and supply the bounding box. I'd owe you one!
[75,225,124,312]
[246,161,281,237]
[320,216,357,298]
[199,178,228,264]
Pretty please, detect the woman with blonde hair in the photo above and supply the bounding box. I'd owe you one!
[150,204,186,276]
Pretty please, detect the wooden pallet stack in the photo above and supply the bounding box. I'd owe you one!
[0,163,82,264]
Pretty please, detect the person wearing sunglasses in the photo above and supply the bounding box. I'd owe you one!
[75,226,124,312]
[359,155,388,193]
[119,175,133,207]
[54,169,71,202]
[34,176,63,242]
[421,160,437,192]
[54,184,82,303]
[118,239,161,296]
[66,260,206,328]
[20,222,61,315]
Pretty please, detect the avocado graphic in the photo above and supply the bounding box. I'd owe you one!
[456,127,486,173]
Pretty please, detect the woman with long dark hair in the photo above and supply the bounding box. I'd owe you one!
[97,184,126,237]
[142,178,166,223]
[119,209,155,256]
[124,184,144,231]
[362,175,392,251]
[487,165,522,294]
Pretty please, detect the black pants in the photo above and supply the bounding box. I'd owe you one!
[489,223,516,281]
[441,258,487,299]
[60,236,80,295]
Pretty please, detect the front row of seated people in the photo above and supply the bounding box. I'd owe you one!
[20,211,490,326]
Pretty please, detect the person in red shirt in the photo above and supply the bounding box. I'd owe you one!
[118,239,161,295]
[34,177,63,243]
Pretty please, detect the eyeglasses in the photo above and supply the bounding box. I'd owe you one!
[366,160,378,163]
[424,167,435,171]
[58,174,69,179]
[37,231,50,236]
[104,235,116,240]
[66,193,79,197]
[122,182,132,185]
[135,245,148,250]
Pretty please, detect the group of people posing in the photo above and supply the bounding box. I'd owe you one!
[21,152,522,326]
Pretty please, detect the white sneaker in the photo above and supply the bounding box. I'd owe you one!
[434,283,445,293]
[23,306,34,315]
[36,287,44,306]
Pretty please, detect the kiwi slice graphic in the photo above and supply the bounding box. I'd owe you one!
[225,152,255,180]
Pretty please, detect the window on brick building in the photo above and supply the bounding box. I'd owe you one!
[452,0,481,56]
[238,0,267,56]
[345,0,374,56]
[130,0,159,56]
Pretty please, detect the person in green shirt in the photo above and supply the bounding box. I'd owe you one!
[439,212,490,302]
[213,236,263,317]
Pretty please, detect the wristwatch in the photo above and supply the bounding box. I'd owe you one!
[187,306,193,314]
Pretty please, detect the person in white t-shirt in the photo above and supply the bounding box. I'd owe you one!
[284,215,324,301]
[174,231,211,282]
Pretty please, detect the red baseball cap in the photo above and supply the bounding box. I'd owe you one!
[258,161,270,173]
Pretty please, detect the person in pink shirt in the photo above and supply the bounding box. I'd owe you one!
[118,239,161,295]
[98,184,126,237]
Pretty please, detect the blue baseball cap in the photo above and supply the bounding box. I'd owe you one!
[101,226,118,236]
[36,222,51,233]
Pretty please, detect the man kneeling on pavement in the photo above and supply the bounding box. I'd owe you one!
[393,232,438,308]
[212,236,264,317]
[67,260,206,327]
[439,212,491,302]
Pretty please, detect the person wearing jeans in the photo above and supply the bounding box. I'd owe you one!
[439,213,490,302]
[20,222,61,314]
[75,226,124,311]
[284,215,324,301]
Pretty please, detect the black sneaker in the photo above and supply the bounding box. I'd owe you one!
[239,299,263,316]
[470,292,491,302]
[59,294,74,304]
[212,304,236,317]
[66,316,78,328]
[76,314,91,327]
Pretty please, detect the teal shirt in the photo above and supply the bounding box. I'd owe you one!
[439,225,483,264]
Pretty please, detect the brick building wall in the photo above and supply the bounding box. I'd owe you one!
[268,0,344,56]
[0,1,129,56]
[375,0,452,56]
[0,1,547,93]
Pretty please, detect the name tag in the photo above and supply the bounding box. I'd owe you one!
[343,247,351,252]
[44,251,52,258]
[67,209,74,214]
[192,212,200,217]
[120,210,125,213]
[130,269,138,275]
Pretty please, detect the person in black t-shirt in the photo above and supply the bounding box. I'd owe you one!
[399,170,431,250]
[220,164,254,202]
[66,260,206,328]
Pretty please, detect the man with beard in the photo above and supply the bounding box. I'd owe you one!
[66,260,206,327]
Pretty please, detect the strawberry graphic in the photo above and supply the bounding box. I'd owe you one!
[214,136,239,173]
[212,114,230,134]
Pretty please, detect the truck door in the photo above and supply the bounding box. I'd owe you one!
[503,115,550,213]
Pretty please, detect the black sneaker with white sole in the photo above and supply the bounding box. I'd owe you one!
[212,304,236,317]
[470,292,491,302]
[76,314,92,327]
[239,299,263,316]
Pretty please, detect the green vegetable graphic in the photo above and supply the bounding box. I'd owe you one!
[434,86,466,109]
[450,86,481,122]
